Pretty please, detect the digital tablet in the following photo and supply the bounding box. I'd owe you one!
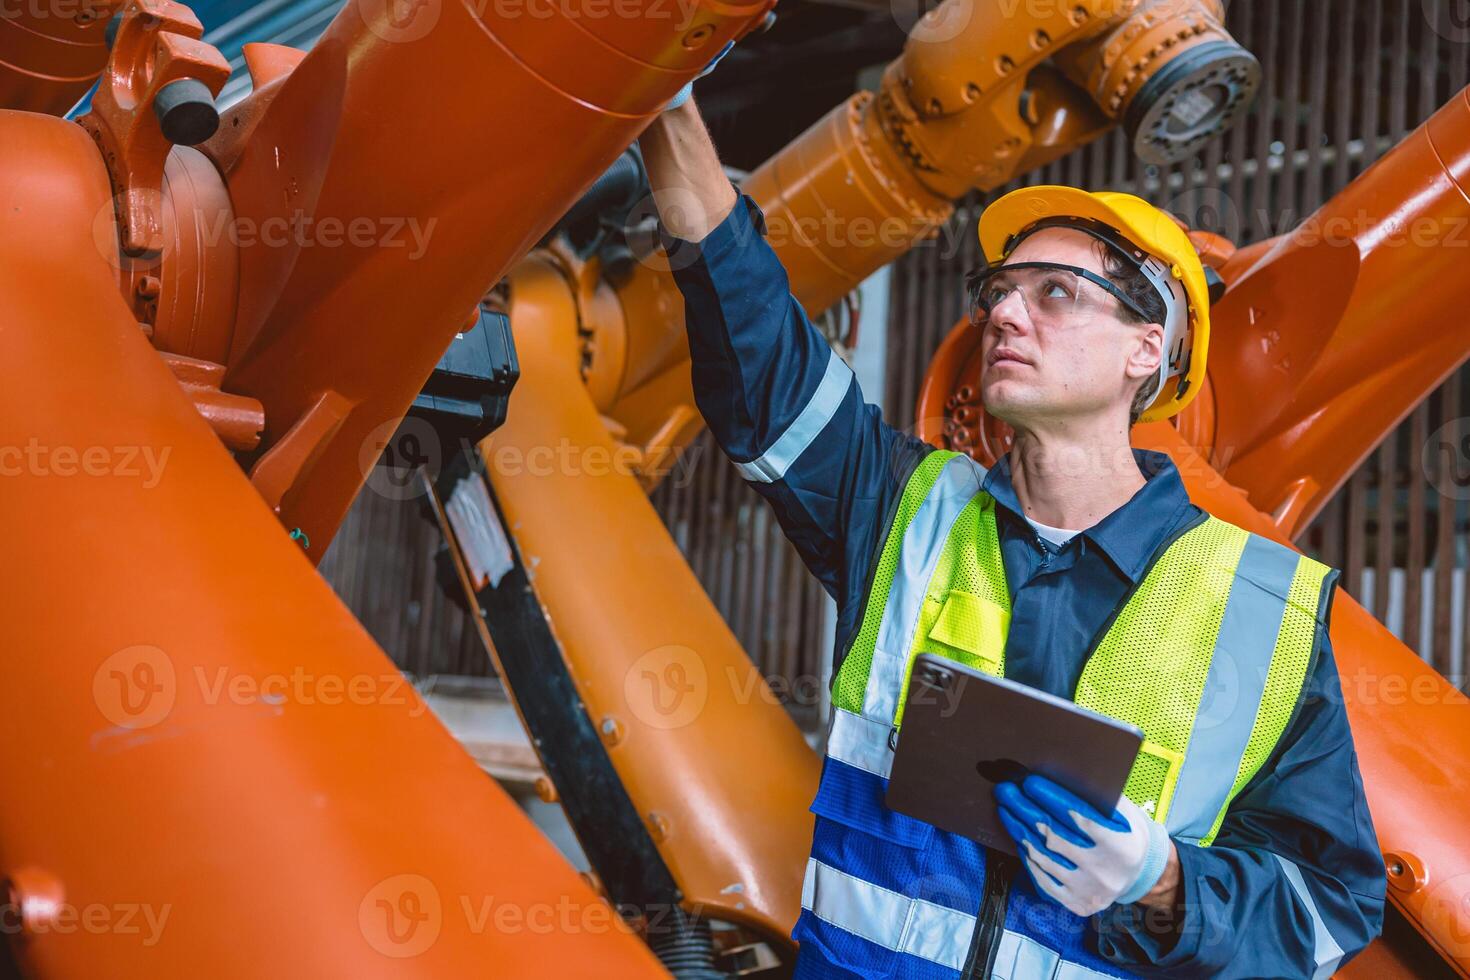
[884,653,1145,857]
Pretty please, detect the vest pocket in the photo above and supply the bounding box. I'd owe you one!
[1130,739,1184,823]
[811,753,935,850]
[921,590,1007,675]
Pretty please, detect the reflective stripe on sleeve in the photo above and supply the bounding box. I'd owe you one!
[735,348,854,483]
[1273,853,1346,980]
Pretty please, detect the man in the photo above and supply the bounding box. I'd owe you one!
[640,91,1385,978]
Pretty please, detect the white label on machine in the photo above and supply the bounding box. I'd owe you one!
[445,474,515,591]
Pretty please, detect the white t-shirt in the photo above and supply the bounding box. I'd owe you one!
[1024,514,1083,549]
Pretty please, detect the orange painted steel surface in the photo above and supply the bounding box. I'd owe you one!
[913,85,1470,965]
[742,0,1248,316]
[0,0,118,115]
[0,110,668,978]
[487,250,819,940]
[1209,84,1470,537]
[204,0,774,557]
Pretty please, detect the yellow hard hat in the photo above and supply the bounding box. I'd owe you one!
[976,185,1211,423]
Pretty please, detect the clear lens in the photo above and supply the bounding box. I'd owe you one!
[973,264,1115,323]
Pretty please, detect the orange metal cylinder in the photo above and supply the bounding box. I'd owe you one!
[0,110,666,979]
[208,0,773,555]
[1211,83,1470,532]
[487,253,819,943]
[740,0,1253,317]
[0,0,118,115]
[740,91,956,318]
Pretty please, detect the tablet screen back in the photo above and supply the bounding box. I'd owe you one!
[884,653,1144,857]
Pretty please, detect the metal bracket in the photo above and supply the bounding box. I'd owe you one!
[77,0,230,256]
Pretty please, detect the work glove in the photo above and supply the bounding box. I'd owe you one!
[664,40,735,111]
[994,774,1171,918]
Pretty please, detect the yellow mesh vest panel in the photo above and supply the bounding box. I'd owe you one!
[1074,517,1249,825]
[894,493,1010,728]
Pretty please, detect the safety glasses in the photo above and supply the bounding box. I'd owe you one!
[969,262,1151,325]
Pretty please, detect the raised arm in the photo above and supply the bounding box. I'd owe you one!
[641,98,739,243]
[639,98,933,636]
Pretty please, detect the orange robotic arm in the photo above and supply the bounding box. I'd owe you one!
[743,0,1258,316]
[587,0,1259,473]
[1207,86,1470,537]
[0,0,773,972]
[0,0,119,115]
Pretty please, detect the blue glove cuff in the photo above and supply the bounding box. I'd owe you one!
[666,81,695,111]
[663,40,734,112]
[1117,819,1170,906]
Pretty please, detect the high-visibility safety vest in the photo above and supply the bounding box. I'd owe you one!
[792,451,1335,979]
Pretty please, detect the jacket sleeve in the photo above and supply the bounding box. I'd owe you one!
[1095,578,1387,978]
[657,183,933,640]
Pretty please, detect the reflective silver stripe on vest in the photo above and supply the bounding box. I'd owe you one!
[802,859,974,971]
[735,349,853,483]
[1166,534,1304,843]
[827,707,894,778]
[861,454,986,723]
[993,930,1120,980]
[803,858,1117,979]
[1273,853,1346,979]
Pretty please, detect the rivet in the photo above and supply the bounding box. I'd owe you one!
[646,812,671,841]
[681,24,714,49]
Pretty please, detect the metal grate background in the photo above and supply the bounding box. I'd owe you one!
[324,0,1470,701]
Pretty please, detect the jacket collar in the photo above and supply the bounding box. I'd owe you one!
[979,447,1195,583]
